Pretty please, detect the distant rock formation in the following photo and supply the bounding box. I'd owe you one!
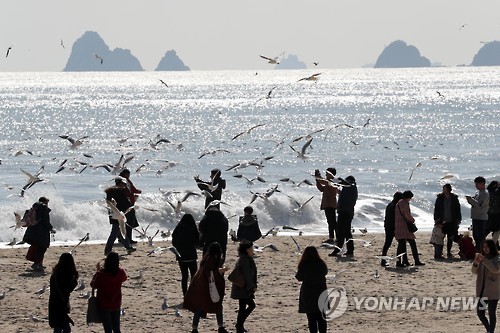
[471,41,500,66]
[63,31,143,71]
[374,40,431,68]
[275,54,307,69]
[155,50,190,71]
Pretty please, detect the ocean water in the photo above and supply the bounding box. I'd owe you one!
[0,68,499,245]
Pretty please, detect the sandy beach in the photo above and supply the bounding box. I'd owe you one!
[0,232,487,333]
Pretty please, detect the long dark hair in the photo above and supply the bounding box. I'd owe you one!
[175,214,197,232]
[481,239,499,258]
[103,252,120,275]
[201,242,222,267]
[53,252,79,279]
[298,246,324,270]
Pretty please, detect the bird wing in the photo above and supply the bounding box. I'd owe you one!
[260,55,273,61]
[301,137,313,155]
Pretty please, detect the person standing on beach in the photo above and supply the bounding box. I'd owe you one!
[236,206,262,242]
[199,206,229,266]
[172,214,200,296]
[466,176,490,251]
[314,168,339,244]
[184,242,230,333]
[295,246,328,333]
[119,169,141,245]
[49,253,79,333]
[23,196,55,272]
[91,252,127,333]
[329,176,357,257]
[395,190,425,266]
[472,239,500,333]
[195,168,226,209]
[433,184,462,257]
[487,181,500,247]
[104,178,136,256]
[380,191,403,266]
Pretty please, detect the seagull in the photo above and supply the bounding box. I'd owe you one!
[255,87,277,104]
[292,128,325,142]
[261,227,279,239]
[29,314,44,323]
[162,297,169,311]
[262,244,279,251]
[175,308,182,317]
[130,270,143,282]
[168,246,182,258]
[289,136,313,160]
[233,174,266,186]
[159,79,168,88]
[106,199,135,239]
[95,54,103,64]
[60,39,65,49]
[436,91,445,98]
[290,236,302,254]
[34,285,49,297]
[259,54,280,64]
[292,196,315,213]
[349,237,376,247]
[160,230,171,239]
[78,291,92,299]
[74,280,85,291]
[6,45,13,58]
[313,62,319,66]
[363,118,371,128]
[198,148,231,159]
[374,253,406,265]
[59,134,88,150]
[231,124,265,141]
[205,200,230,211]
[7,238,17,246]
[70,233,90,253]
[408,162,422,182]
[297,72,322,82]
[0,292,5,300]
[326,269,347,283]
[20,165,50,197]
[373,270,380,279]
[359,228,368,235]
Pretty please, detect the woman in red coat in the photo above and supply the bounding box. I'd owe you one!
[395,191,425,267]
[184,242,229,333]
[90,252,127,333]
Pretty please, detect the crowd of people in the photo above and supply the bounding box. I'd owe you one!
[19,167,500,333]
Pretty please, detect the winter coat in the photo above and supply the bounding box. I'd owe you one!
[125,178,141,204]
[172,221,200,262]
[316,179,338,210]
[459,237,476,260]
[105,186,132,225]
[394,199,416,240]
[472,256,500,300]
[384,200,398,232]
[199,209,228,250]
[197,177,226,208]
[295,259,328,313]
[23,202,53,248]
[90,268,127,310]
[237,215,262,242]
[337,184,358,214]
[434,193,462,223]
[230,254,257,299]
[184,256,225,316]
[48,270,78,328]
[488,185,500,232]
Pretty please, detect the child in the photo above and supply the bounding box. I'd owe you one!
[458,232,476,260]
[429,223,445,259]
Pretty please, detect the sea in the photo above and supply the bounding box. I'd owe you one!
[0,67,498,246]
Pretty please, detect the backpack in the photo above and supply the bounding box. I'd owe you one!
[21,207,38,227]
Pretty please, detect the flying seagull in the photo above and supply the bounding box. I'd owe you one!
[95,54,103,64]
[159,79,168,88]
[297,73,322,82]
[231,124,265,141]
[5,45,13,58]
[60,39,65,49]
[260,55,280,64]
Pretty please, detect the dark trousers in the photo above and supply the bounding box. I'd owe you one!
[100,309,121,333]
[306,312,327,333]
[193,309,223,328]
[443,222,459,254]
[26,243,48,265]
[477,299,498,333]
[324,208,337,240]
[381,228,395,256]
[473,219,488,251]
[53,323,71,333]
[236,297,256,330]
[335,211,354,254]
[105,223,131,255]
[178,260,197,296]
[397,239,421,264]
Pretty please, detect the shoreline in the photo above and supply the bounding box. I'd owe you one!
[0,233,486,333]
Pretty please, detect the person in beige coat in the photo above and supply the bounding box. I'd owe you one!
[472,239,500,333]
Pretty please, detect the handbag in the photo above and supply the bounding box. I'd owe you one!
[208,270,220,303]
[86,288,101,325]
[228,263,245,288]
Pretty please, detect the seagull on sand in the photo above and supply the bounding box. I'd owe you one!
[34,285,49,297]
[374,253,406,265]
[297,72,322,82]
[7,238,17,246]
[162,297,169,310]
[74,280,85,291]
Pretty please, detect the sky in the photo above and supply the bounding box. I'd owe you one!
[1,0,499,71]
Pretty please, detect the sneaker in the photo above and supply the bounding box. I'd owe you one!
[127,247,137,255]
[191,330,199,333]
[32,263,45,272]
[130,240,138,245]
[434,255,445,259]
[328,251,339,257]
[414,262,425,266]
[218,327,229,333]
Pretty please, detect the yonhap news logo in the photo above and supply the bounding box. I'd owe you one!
[318,287,348,320]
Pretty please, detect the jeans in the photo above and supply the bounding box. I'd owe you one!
[306,312,327,333]
[477,299,498,333]
[236,297,256,329]
[324,208,337,240]
[101,309,121,333]
[473,219,488,251]
[178,260,197,296]
[105,223,131,255]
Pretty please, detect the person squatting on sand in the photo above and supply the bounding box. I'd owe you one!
[329,175,357,257]
[104,178,136,256]
[49,253,79,333]
[466,176,490,251]
[184,242,230,333]
[432,183,462,258]
[23,196,55,272]
[236,206,262,243]
[380,191,403,267]
[119,168,141,245]
[172,213,200,296]
[395,190,425,266]
[230,241,257,333]
[315,167,339,244]
[296,246,328,333]
[472,239,500,333]
[91,251,128,333]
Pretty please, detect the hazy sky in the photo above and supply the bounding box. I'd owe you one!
[1,0,499,71]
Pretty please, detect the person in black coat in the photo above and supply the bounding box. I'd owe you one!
[172,214,200,296]
[49,253,79,333]
[380,191,403,266]
[23,197,54,272]
[230,242,257,333]
[199,206,229,266]
[195,168,226,209]
[433,183,462,257]
[296,246,328,333]
[236,206,262,242]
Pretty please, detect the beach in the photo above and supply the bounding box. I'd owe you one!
[0,232,487,333]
